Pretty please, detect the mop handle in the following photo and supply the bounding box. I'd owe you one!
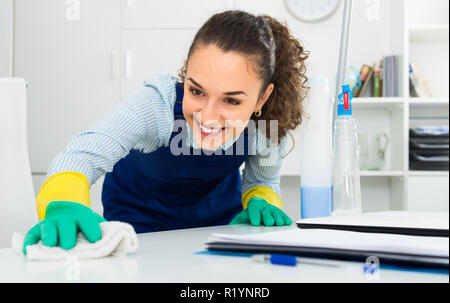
[333,0,354,129]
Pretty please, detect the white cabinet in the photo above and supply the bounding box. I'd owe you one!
[122,0,236,29]
[14,0,121,173]
[407,176,449,211]
[121,29,196,98]
[405,0,449,211]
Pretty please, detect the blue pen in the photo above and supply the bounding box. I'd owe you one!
[251,254,340,268]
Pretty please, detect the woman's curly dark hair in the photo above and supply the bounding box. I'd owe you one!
[178,10,309,154]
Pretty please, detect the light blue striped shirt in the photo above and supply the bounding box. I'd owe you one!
[47,73,289,200]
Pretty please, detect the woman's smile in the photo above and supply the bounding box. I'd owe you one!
[194,118,225,137]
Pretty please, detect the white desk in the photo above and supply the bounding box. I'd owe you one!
[0,224,448,283]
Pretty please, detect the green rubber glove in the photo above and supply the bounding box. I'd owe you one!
[23,201,106,255]
[229,197,292,226]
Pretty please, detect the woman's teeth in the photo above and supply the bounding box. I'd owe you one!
[196,120,223,135]
[200,124,222,134]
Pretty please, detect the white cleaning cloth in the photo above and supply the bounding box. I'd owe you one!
[11,221,138,261]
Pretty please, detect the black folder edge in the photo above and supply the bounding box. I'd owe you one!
[296,222,450,238]
[206,242,449,270]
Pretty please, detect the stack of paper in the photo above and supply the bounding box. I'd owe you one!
[206,212,449,268]
[296,211,449,237]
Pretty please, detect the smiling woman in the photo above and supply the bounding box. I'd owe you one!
[178,10,310,149]
[181,44,269,151]
[25,10,309,254]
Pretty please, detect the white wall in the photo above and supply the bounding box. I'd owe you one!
[0,0,13,77]
[407,0,449,26]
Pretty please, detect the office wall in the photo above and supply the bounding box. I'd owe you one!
[0,0,13,77]
[407,0,449,25]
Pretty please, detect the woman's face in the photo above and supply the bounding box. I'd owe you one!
[182,43,273,151]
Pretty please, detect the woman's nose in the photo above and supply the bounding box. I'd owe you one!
[200,99,222,126]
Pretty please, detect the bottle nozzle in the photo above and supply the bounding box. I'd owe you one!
[342,84,351,93]
[337,84,353,116]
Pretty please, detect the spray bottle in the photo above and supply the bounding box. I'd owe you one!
[332,85,362,216]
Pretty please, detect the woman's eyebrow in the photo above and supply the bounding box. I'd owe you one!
[187,77,247,97]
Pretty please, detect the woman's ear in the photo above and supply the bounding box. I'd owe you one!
[256,83,274,111]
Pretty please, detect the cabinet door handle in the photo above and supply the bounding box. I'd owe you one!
[111,50,119,80]
[125,50,131,79]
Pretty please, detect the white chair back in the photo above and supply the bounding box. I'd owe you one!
[0,78,38,248]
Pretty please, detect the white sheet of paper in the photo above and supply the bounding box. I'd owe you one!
[207,228,449,258]
[295,211,449,230]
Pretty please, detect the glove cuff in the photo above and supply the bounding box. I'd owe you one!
[242,186,283,210]
[36,171,90,220]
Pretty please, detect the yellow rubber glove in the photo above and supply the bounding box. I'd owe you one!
[36,171,91,220]
[229,197,292,226]
[241,186,283,210]
[22,171,98,254]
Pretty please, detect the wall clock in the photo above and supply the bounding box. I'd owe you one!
[284,0,341,22]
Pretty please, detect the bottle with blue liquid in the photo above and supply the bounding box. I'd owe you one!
[300,76,333,219]
[332,85,362,216]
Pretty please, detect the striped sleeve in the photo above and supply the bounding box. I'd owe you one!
[46,73,177,186]
[240,131,290,209]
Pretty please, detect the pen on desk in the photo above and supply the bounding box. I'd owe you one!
[251,254,340,268]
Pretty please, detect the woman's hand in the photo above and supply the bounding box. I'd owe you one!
[229,197,292,226]
[23,201,106,255]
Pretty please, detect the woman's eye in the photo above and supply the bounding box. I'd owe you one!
[190,88,203,96]
[189,88,239,105]
[225,98,240,105]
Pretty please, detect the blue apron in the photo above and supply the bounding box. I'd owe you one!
[101,82,255,233]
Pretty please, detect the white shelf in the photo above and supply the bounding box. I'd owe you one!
[282,170,405,178]
[360,170,405,177]
[409,24,449,42]
[355,97,405,102]
[354,97,405,103]
[408,98,449,106]
[352,98,405,109]
[281,170,300,177]
[409,171,449,177]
